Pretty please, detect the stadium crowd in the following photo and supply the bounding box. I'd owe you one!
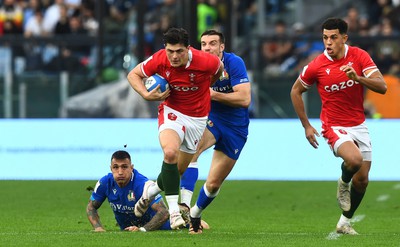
[261,0,400,77]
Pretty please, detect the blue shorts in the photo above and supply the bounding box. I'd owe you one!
[207,117,248,160]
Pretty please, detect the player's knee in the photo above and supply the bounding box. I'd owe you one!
[163,147,179,163]
[206,181,221,194]
[352,174,369,190]
[345,155,363,172]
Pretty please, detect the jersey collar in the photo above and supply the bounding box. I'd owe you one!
[185,48,193,69]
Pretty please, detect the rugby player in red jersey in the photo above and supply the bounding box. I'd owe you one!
[290,18,387,235]
[127,27,224,230]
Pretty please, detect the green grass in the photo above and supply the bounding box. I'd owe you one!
[0,180,399,247]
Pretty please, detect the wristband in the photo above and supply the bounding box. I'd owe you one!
[139,227,147,232]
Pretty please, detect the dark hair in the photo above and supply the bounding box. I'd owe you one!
[322,18,348,34]
[111,150,131,161]
[163,27,189,47]
[201,29,225,44]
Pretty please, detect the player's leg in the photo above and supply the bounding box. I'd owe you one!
[189,151,236,234]
[158,128,187,229]
[134,128,182,218]
[336,141,363,211]
[180,128,216,207]
[336,124,372,235]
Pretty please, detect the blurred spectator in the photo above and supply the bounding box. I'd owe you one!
[103,3,129,33]
[152,13,172,52]
[45,14,90,72]
[237,0,257,36]
[142,0,177,56]
[197,0,218,41]
[280,22,324,74]
[372,18,400,74]
[65,0,81,16]
[23,8,46,71]
[80,0,98,36]
[66,14,90,56]
[54,4,70,34]
[24,7,45,37]
[262,19,293,75]
[42,0,64,34]
[343,6,362,34]
[0,0,24,35]
[367,0,394,26]
[22,0,43,29]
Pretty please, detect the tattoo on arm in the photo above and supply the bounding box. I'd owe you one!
[87,200,104,229]
[142,200,169,231]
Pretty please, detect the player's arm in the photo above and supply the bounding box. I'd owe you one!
[141,199,169,231]
[290,78,319,148]
[210,82,251,108]
[340,66,387,94]
[127,63,170,101]
[210,61,224,86]
[86,199,106,232]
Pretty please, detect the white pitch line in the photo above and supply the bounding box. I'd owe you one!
[326,214,365,240]
[376,194,390,202]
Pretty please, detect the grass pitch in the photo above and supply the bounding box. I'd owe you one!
[0,180,399,247]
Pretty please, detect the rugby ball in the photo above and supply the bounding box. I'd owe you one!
[144,74,169,93]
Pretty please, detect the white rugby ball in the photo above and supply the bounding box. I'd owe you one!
[144,74,169,93]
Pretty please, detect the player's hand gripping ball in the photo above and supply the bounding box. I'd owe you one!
[144,74,169,93]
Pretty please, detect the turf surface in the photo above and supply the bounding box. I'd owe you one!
[0,180,399,247]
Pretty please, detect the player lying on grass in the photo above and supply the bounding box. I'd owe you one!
[86,150,209,232]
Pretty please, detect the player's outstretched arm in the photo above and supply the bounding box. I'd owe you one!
[86,200,106,232]
[140,199,169,231]
[290,78,319,148]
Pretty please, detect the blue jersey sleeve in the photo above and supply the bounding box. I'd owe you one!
[226,54,249,87]
[90,174,110,203]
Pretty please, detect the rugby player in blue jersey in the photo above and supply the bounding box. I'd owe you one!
[87,150,194,232]
[180,30,251,234]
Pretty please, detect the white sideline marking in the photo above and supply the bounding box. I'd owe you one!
[376,194,390,202]
[326,214,365,240]
[326,231,341,240]
[351,214,365,223]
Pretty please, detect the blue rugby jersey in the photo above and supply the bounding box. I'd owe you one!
[209,52,250,128]
[90,169,168,230]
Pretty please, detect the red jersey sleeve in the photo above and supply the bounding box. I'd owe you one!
[298,57,319,89]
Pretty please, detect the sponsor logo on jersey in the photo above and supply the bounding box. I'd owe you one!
[109,202,135,212]
[212,85,233,93]
[170,85,199,91]
[324,80,359,92]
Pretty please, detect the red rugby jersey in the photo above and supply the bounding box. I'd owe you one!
[299,45,377,126]
[141,47,221,117]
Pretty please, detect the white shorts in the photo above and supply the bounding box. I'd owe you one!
[158,105,207,154]
[322,122,372,161]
